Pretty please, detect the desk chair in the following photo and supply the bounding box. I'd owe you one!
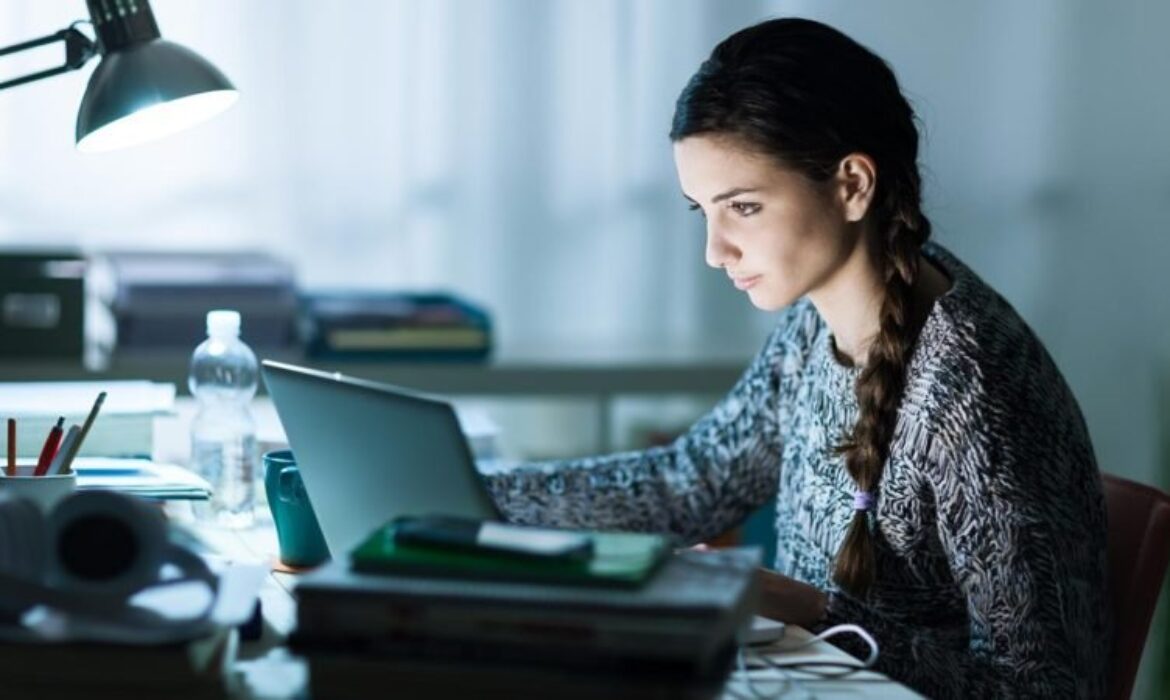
[1103,473,1170,700]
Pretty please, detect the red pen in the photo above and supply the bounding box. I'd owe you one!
[6,418,15,477]
[34,417,66,477]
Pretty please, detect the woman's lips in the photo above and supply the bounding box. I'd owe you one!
[731,274,761,290]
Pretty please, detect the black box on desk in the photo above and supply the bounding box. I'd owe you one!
[0,250,85,359]
[103,251,299,350]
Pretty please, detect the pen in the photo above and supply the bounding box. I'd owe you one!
[45,425,81,476]
[58,391,107,475]
[34,417,66,477]
[5,418,14,477]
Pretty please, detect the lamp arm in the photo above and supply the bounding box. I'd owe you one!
[0,26,97,92]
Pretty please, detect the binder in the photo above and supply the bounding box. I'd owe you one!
[104,250,298,350]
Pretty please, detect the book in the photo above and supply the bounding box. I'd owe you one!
[301,291,493,361]
[292,619,740,677]
[350,520,668,588]
[302,647,727,700]
[328,327,489,351]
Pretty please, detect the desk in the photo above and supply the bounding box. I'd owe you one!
[191,520,923,699]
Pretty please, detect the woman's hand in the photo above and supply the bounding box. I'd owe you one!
[756,568,828,627]
[689,545,827,626]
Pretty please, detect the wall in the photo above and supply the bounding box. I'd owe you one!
[1,1,1166,695]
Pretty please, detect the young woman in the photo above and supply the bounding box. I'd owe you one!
[482,18,1108,698]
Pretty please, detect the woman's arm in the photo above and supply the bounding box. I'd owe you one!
[756,569,828,627]
[480,313,811,543]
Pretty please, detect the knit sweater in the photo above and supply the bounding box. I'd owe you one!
[481,243,1109,698]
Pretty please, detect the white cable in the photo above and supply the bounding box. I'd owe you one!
[729,622,880,699]
[726,646,811,700]
[800,623,879,670]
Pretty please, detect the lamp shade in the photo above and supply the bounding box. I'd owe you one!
[75,39,238,153]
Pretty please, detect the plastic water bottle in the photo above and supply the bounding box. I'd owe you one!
[189,310,259,528]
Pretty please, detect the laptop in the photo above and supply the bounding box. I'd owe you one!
[261,360,501,557]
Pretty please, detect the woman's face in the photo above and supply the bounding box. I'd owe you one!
[673,134,860,311]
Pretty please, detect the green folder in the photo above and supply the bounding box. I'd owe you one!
[350,521,669,588]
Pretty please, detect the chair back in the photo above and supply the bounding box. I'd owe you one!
[1103,473,1170,700]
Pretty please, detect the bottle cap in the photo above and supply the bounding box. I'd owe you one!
[206,309,241,338]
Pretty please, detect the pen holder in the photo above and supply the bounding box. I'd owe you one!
[263,450,329,568]
[0,465,77,513]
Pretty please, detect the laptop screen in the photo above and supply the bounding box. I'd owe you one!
[261,360,501,557]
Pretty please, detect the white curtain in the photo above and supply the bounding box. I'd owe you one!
[0,0,774,353]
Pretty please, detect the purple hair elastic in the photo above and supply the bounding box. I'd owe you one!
[853,491,875,512]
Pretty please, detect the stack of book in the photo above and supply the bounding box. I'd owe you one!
[290,530,760,699]
[0,380,174,459]
[300,291,492,361]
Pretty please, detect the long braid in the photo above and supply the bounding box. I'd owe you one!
[833,177,932,595]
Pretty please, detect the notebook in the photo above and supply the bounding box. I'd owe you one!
[350,519,669,588]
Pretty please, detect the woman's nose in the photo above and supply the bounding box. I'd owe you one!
[704,222,737,269]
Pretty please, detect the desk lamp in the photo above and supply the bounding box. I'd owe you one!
[0,0,237,152]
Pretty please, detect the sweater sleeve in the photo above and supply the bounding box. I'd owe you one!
[479,321,801,543]
[818,425,1107,698]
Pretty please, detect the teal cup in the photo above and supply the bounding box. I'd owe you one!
[263,450,330,568]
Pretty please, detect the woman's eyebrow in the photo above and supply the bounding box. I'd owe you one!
[681,187,762,205]
[710,187,760,203]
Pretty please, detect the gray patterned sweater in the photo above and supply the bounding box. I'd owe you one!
[482,243,1109,698]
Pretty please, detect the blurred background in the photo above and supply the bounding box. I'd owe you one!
[0,0,1167,695]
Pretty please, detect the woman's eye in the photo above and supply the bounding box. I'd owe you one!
[688,202,706,217]
[730,202,761,217]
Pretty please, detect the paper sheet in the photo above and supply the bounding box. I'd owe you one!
[74,457,212,500]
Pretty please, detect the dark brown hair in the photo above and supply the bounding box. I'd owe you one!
[670,18,931,595]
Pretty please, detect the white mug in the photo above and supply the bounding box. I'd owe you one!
[0,464,77,512]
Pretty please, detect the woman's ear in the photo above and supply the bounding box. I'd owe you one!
[835,153,877,223]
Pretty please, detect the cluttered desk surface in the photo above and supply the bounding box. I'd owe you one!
[192,481,923,697]
[0,382,922,699]
[197,518,921,700]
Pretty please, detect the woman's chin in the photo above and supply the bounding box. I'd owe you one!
[746,286,801,312]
